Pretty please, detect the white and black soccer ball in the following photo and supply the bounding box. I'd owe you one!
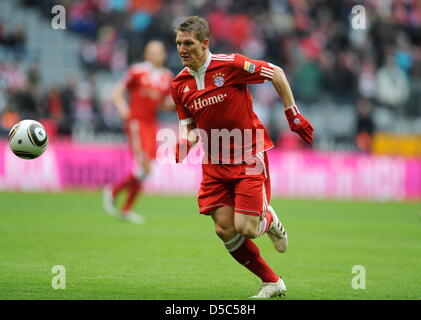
[8,120,48,160]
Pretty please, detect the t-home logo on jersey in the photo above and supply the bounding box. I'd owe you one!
[185,93,228,111]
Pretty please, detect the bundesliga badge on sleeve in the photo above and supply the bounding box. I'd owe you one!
[244,61,256,73]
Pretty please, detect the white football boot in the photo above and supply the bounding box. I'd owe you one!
[103,185,117,217]
[266,205,288,253]
[121,211,145,225]
[251,278,287,298]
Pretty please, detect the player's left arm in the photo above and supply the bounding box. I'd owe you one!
[270,65,314,144]
[232,54,314,144]
[174,123,198,163]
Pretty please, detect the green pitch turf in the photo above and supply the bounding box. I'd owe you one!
[0,191,420,300]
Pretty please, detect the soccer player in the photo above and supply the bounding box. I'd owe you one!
[171,17,314,298]
[103,40,174,224]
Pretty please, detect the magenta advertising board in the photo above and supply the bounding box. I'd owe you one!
[0,140,420,201]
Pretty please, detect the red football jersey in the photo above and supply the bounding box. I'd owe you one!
[171,53,275,163]
[124,62,173,123]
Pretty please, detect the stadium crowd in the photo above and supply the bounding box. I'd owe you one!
[1,0,421,149]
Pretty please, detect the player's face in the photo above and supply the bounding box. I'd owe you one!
[176,31,208,71]
[144,41,167,67]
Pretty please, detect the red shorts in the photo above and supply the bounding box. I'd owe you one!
[198,152,271,217]
[126,119,157,161]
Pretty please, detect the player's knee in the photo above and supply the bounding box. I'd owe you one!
[214,224,236,241]
[236,223,257,239]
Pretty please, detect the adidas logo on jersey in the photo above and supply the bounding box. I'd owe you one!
[183,85,190,93]
[185,93,228,111]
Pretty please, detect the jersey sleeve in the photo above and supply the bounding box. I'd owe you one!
[171,84,195,125]
[231,53,276,84]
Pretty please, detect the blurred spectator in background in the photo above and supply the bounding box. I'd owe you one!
[406,46,421,117]
[0,22,27,60]
[358,57,376,99]
[375,53,410,111]
[80,26,128,72]
[355,97,375,153]
[68,0,98,36]
[58,77,76,135]
[73,74,97,131]
[292,55,321,104]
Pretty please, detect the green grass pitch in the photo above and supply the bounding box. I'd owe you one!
[0,191,420,300]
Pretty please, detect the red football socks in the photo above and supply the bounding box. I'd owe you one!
[225,234,279,283]
[112,174,142,213]
[112,174,137,197]
[264,209,273,233]
[256,209,273,237]
[121,181,141,213]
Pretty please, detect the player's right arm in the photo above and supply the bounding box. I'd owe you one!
[175,122,199,162]
[171,83,198,163]
[111,81,130,121]
[180,122,198,141]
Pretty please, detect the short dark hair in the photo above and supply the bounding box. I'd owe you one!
[175,16,210,42]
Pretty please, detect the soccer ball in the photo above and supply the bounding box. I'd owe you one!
[8,120,48,160]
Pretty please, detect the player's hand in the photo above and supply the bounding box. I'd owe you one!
[174,138,192,163]
[285,105,314,144]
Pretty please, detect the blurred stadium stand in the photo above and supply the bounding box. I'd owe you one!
[1,0,421,153]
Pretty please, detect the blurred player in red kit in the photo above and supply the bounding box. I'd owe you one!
[172,17,314,298]
[103,40,174,224]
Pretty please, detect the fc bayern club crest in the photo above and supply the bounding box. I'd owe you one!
[214,75,225,87]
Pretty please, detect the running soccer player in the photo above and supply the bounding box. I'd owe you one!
[172,17,314,298]
[103,40,174,224]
